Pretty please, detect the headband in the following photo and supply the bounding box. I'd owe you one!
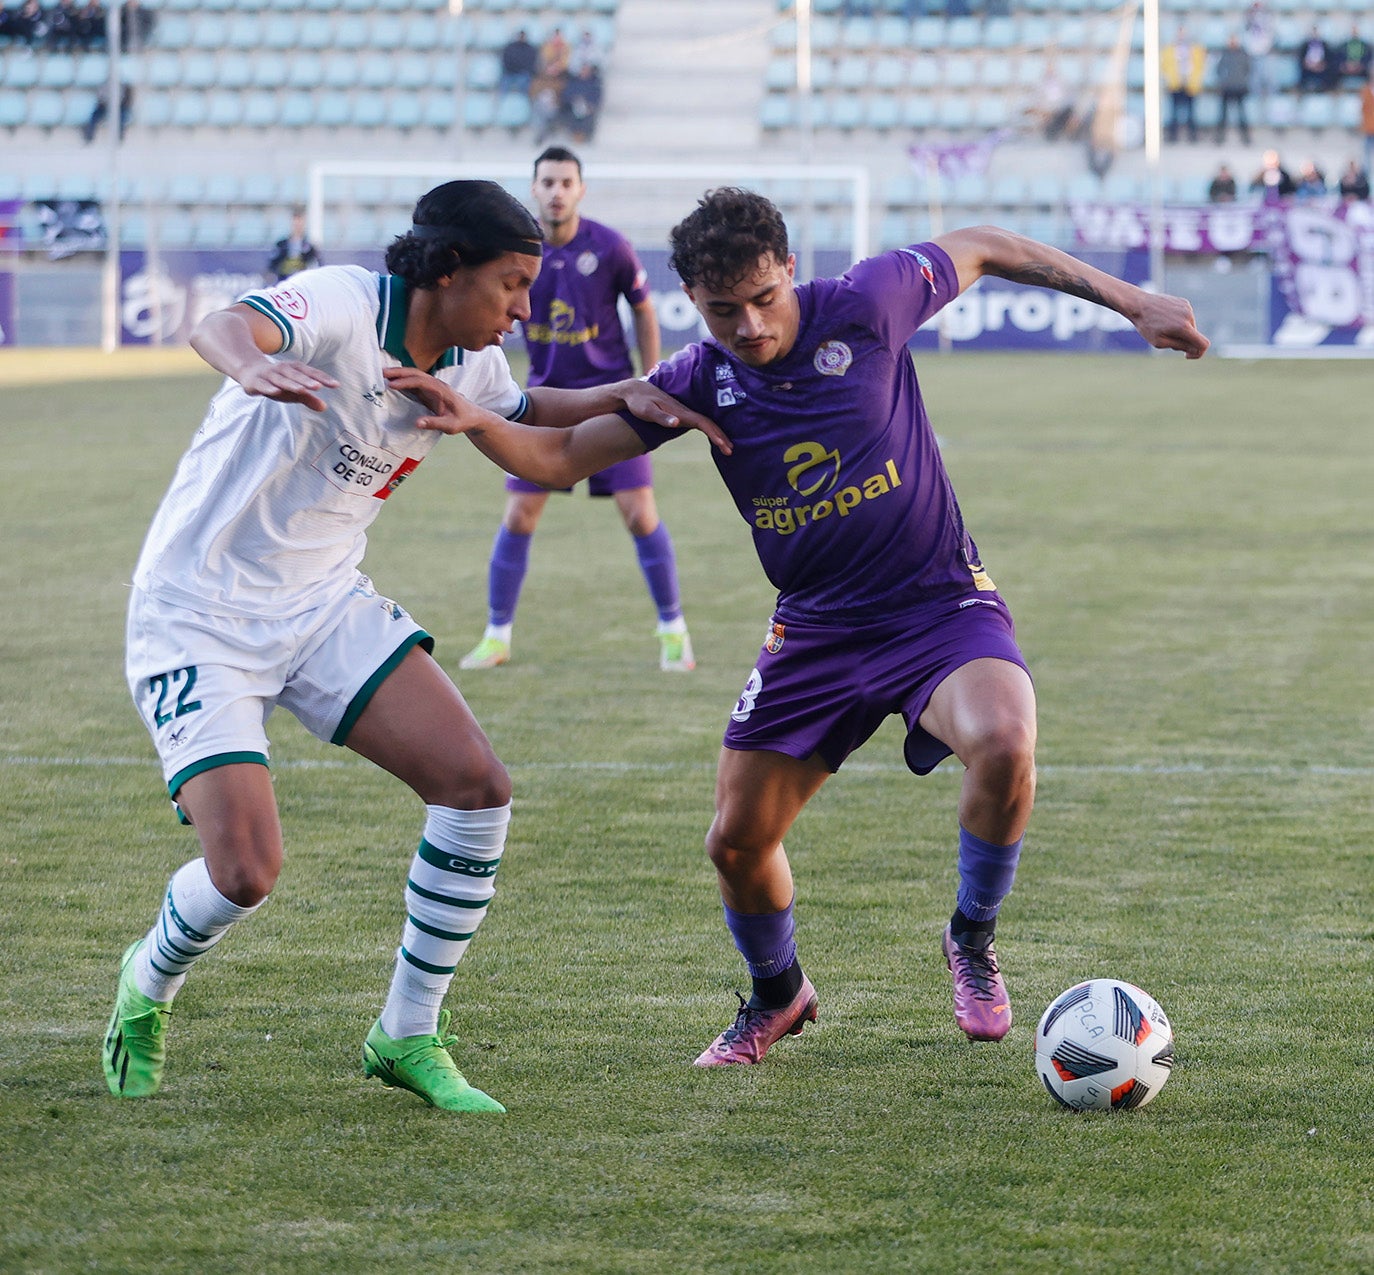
[409,223,542,257]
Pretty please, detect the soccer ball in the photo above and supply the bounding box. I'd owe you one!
[1034,979,1175,1112]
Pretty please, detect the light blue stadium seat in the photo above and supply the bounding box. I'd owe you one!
[170,93,207,127]
[202,173,240,205]
[242,91,278,127]
[1297,93,1335,129]
[297,21,332,51]
[432,57,457,88]
[771,19,797,50]
[394,53,431,90]
[902,95,935,128]
[866,94,900,130]
[760,94,795,129]
[810,58,835,89]
[0,91,27,129]
[841,16,876,48]
[388,94,424,129]
[288,55,324,90]
[829,94,864,130]
[908,57,939,90]
[404,13,441,50]
[944,173,989,207]
[837,54,868,90]
[938,95,973,128]
[152,13,191,48]
[990,174,1027,206]
[315,91,351,127]
[875,16,909,48]
[1016,53,1046,87]
[166,171,204,203]
[229,212,270,248]
[218,51,253,89]
[467,53,501,90]
[280,90,314,127]
[367,15,404,51]
[182,52,217,90]
[137,89,172,127]
[74,53,108,90]
[323,54,357,89]
[252,53,289,89]
[871,54,903,89]
[336,15,369,49]
[424,94,456,128]
[62,93,92,129]
[943,56,976,89]
[205,90,243,127]
[765,56,795,91]
[947,16,979,48]
[463,93,495,128]
[189,14,228,49]
[38,58,75,89]
[984,16,1016,48]
[981,57,1013,89]
[27,90,65,129]
[2,56,40,91]
[262,14,298,50]
[191,213,231,248]
[495,92,531,127]
[352,93,387,128]
[226,14,260,47]
[360,57,393,90]
[144,51,180,89]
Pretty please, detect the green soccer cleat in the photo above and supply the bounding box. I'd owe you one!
[363,1011,506,1113]
[103,940,172,1098]
[657,627,696,672]
[459,636,511,670]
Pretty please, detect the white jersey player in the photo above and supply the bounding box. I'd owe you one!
[103,179,714,1113]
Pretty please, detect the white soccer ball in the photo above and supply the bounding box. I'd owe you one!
[1034,978,1175,1112]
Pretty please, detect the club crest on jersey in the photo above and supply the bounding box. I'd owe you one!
[714,363,735,382]
[363,383,385,406]
[267,287,309,320]
[813,340,852,377]
[576,251,599,276]
[765,622,785,654]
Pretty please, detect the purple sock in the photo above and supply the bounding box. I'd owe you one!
[633,523,682,623]
[488,526,532,626]
[723,900,796,978]
[955,826,1023,923]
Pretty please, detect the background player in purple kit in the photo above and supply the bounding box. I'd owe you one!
[401,188,1209,1065]
[460,147,695,674]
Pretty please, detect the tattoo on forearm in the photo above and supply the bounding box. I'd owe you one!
[999,264,1108,306]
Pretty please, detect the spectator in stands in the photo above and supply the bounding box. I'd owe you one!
[120,0,153,53]
[1362,69,1374,178]
[1024,61,1079,141]
[1161,26,1205,143]
[268,208,322,283]
[15,0,51,49]
[82,82,132,143]
[1334,25,1372,87]
[499,30,538,99]
[539,27,571,81]
[1297,27,1332,94]
[569,27,599,76]
[47,0,80,51]
[1250,149,1295,200]
[74,1,105,50]
[1208,164,1238,203]
[531,80,560,145]
[1337,159,1370,201]
[560,62,602,143]
[1294,160,1327,198]
[1243,2,1276,105]
[1215,35,1252,146]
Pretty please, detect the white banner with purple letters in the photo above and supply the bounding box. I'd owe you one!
[1073,200,1374,346]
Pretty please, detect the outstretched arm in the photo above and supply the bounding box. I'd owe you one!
[383,366,731,489]
[521,376,715,435]
[934,226,1210,358]
[189,302,339,411]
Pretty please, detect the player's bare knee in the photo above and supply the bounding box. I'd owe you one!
[428,756,512,810]
[206,856,278,908]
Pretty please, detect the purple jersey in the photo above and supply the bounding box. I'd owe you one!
[522,217,652,390]
[625,243,994,622]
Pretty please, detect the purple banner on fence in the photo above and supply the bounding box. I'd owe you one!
[1071,202,1269,254]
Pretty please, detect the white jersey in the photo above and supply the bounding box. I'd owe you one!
[133,266,527,619]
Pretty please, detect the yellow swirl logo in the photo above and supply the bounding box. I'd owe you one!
[549,298,575,331]
[784,442,842,497]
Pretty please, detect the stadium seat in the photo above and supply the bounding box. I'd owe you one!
[205,90,243,128]
[0,91,27,129]
[352,93,387,129]
[336,15,369,49]
[323,54,357,90]
[262,14,298,49]
[403,13,442,50]
[182,53,218,90]
[943,56,976,90]
[865,94,900,131]
[287,55,324,90]
[228,212,270,248]
[225,14,260,48]
[495,92,531,128]
[1,56,41,91]
[938,95,973,129]
[875,16,910,49]
[280,90,315,128]
[387,94,424,130]
[241,91,278,128]
[837,54,868,91]
[61,93,92,130]
[37,58,75,90]
[765,57,795,91]
[394,53,432,90]
[908,58,940,90]
[462,93,495,128]
[467,54,501,90]
[170,93,207,128]
[901,95,936,128]
[152,13,191,49]
[297,21,332,51]
[424,95,457,128]
[189,14,229,50]
[360,57,393,90]
[26,90,65,129]
[314,91,351,128]
[251,53,289,89]
[73,54,108,90]
[759,95,795,130]
[137,88,172,128]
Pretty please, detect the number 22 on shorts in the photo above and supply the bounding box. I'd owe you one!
[148,666,202,727]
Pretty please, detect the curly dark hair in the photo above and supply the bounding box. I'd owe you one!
[385,180,542,289]
[668,188,790,292]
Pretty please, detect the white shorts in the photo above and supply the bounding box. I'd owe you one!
[126,573,432,797]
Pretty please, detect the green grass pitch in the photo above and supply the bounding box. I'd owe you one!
[1,348,1371,1272]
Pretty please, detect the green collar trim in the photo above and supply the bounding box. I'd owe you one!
[376,275,462,372]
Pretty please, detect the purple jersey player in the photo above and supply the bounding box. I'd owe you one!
[403,188,1209,1064]
[460,147,695,674]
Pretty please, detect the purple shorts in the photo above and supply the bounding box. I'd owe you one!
[722,593,1029,775]
[505,452,653,497]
